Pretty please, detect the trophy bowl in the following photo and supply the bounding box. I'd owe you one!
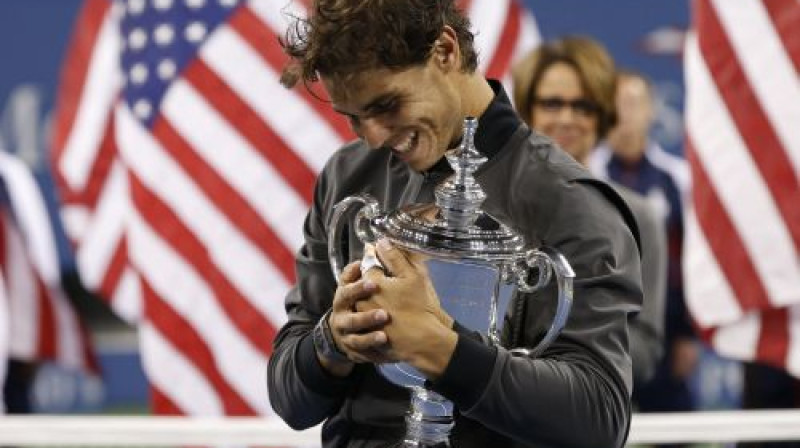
[328,117,574,447]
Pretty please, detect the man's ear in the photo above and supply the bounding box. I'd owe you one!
[432,26,461,71]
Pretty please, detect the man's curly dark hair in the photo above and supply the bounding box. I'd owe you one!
[280,0,479,87]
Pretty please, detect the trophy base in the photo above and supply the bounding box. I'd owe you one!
[403,387,454,448]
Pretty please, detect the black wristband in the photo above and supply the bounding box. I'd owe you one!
[312,309,350,363]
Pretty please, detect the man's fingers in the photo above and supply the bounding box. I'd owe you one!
[375,239,413,278]
[334,309,388,333]
[340,331,388,353]
[339,260,362,284]
[332,279,378,311]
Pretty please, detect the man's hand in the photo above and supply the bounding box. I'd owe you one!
[357,239,458,379]
[318,260,391,376]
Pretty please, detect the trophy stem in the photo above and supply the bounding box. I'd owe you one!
[403,387,454,447]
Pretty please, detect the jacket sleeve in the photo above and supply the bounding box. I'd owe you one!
[430,177,643,448]
[266,168,355,429]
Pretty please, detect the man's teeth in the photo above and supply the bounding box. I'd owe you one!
[395,131,417,153]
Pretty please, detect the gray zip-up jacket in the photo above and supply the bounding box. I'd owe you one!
[267,83,643,448]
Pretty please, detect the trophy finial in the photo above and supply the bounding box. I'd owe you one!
[435,117,488,229]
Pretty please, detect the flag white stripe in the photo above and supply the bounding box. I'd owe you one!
[110,267,142,325]
[502,11,540,100]
[713,0,800,177]
[60,204,91,244]
[469,0,510,73]
[162,79,307,252]
[74,160,127,290]
[683,208,742,326]
[0,152,60,285]
[202,26,343,173]
[116,105,288,328]
[139,322,224,415]
[73,163,140,323]
[60,4,121,192]
[4,219,38,360]
[712,311,760,361]
[129,211,270,414]
[686,33,800,308]
[246,0,305,36]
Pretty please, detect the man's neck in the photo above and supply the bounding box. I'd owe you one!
[460,74,495,120]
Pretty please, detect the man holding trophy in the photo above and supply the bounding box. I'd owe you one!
[267,1,643,447]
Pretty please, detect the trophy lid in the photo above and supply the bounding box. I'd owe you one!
[368,117,527,262]
[370,204,527,262]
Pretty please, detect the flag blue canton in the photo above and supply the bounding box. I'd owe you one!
[120,0,241,127]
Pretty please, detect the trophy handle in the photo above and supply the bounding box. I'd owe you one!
[328,195,381,285]
[511,246,575,357]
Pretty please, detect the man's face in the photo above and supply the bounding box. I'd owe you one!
[322,58,463,172]
[615,76,653,137]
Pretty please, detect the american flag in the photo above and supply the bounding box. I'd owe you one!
[51,0,540,415]
[683,0,800,378]
[0,150,96,380]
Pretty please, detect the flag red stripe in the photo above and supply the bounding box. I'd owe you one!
[697,0,800,252]
[51,0,110,159]
[76,111,118,211]
[230,7,355,142]
[98,238,128,302]
[129,172,276,357]
[762,0,800,76]
[141,278,256,415]
[80,111,119,211]
[152,118,296,284]
[182,59,316,204]
[757,307,790,369]
[697,325,715,346]
[686,137,771,312]
[36,276,57,359]
[151,384,184,415]
[485,1,521,80]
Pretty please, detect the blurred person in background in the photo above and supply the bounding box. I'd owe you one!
[512,36,667,389]
[591,71,699,425]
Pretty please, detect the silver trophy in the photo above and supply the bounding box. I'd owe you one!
[328,117,574,447]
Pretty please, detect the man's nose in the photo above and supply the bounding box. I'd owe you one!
[359,118,392,149]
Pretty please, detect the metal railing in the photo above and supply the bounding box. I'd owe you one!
[0,410,799,446]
